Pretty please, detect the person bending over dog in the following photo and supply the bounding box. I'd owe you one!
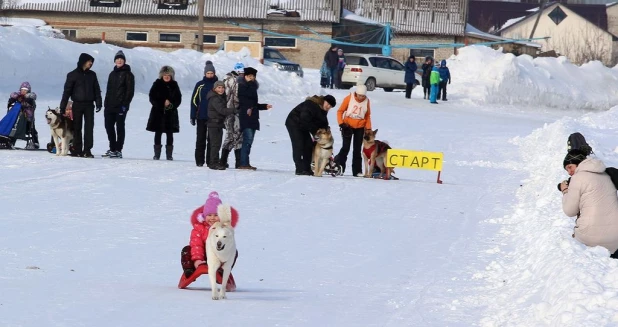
[560,149,618,258]
[285,94,337,175]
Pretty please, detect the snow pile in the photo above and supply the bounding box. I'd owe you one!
[500,16,525,30]
[475,107,618,326]
[447,46,618,110]
[0,26,315,101]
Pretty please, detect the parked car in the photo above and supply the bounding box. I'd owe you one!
[262,47,304,78]
[340,53,421,92]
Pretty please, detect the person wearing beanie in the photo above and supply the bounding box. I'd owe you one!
[206,80,237,170]
[237,66,272,170]
[429,62,441,104]
[559,151,618,258]
[146,65,182,160]
[333,84,372,177]
[437,59,451,101]
[59,52,102,158]
[103,50,135,158]
[221,62,246,169]
[285,94,336,175]
[190,60,219,167]
[8,81,39,149]
[179,191,240,290]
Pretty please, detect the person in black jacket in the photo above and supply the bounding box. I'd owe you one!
[59,52,103,158]
[323,46,339,89]
[190,61,218,167]
[421,56,433,100]
[285,94,336,175]
[146,66,182,160]
[237,67,272,170]
[103,50,135,158]
[206,81,237,170]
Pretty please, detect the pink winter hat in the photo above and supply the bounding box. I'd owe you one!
[202,191,222,216]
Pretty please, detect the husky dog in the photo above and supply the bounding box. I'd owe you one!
[46,108,73,156]
[206,204,237,300]
[362,129,393,180]
[312,127,334,177]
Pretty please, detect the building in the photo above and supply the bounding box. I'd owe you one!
[458,23,541,56]
[498,2,618,65]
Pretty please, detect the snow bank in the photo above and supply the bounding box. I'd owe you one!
[0,26,315,101]
[447,46,618,111]
[475,107,618,326]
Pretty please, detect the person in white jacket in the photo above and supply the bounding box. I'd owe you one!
[560,149,618,257]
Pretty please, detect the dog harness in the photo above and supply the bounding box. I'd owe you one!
[363,141,390,165]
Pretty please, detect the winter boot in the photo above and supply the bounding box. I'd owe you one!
[220,149,230,168]
[166,145,174,160]
[181,245,194,278]
[153,145,162,160]
[234,149,241,169]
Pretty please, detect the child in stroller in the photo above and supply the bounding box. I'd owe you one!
[1,82,39,149]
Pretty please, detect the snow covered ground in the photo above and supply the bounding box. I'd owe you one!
[1,25,618,326]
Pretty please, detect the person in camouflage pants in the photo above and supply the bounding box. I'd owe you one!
[221,63,245,168]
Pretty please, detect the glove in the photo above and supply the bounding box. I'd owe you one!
[96,107,101,113]
[121,106,127,113]
[190,119,196,126]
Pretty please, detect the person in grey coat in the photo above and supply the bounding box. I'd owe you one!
[206,81,237,170]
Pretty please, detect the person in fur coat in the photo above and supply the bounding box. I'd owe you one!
[560,149,618,257]
[8,81,38,148]
[180,191,239,279]
[146,66,182,160]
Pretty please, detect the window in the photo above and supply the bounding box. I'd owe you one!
[126,32,148,42]
[90,0,121,7]
[156,0,188,10]
[61,29,77,39]
[228,35,249,41]
[195,34,216,44]
[264,37,296,48]
[410,49,435,60]
[388,59,405,71]
[548,6,567,25]
[159,33,180,43]
[345,56,369,66]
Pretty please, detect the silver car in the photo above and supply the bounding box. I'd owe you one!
[262,47,304,78]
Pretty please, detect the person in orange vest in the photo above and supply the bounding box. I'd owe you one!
[334,84,372,176]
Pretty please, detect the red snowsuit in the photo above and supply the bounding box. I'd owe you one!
[189,206,239,262]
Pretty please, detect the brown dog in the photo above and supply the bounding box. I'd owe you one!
[362,129,393,180]
[312,127,334,177]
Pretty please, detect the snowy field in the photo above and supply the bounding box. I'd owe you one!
[2,24,618,326]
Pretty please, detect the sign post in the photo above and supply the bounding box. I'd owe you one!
[386,149,444,184]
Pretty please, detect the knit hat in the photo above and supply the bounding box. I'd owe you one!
[563,149,587,169]
[233,62,245,74]
[159,65,175,80]
[213,81,225,89]
[204,60,215,74]
[114,50,126,62]
[244,67,258,76]
[323,94,336,107]
[196,191,222,223]
[19,81,31,92]
[355,84,367,96]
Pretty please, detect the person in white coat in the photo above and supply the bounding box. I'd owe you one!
[560,149,618,257]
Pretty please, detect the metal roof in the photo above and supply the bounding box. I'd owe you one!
[0,0,340,21]
[342,0,468,36]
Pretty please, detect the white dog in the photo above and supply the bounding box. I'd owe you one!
[206,203,237,300]
[45,108,73,156]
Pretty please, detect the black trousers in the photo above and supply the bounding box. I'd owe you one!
[195,119,211,166]
[104,110,127,152]
[154,132,173,146]
[286,124,313,173]
[437,81,448,100]
[405,83,415,98]
[335,127,364,176]
[208,126,223,165]
[72,102,95,153]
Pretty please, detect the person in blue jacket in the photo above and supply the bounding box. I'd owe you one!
[437,59,451,101]
[190,60,218,167]
[404,55,418,99]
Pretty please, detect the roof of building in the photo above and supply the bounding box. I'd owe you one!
[0,0,341,22]
[465,23,541,48]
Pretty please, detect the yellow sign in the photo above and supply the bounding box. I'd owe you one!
[386,149,443,171]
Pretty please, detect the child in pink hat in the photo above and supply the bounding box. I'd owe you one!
[179,191,239,290]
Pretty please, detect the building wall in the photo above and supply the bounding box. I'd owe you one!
[500,4,614,65]
[454,35,540,57]
[607,5,618,37]
[2,10,333,69]
[390,34,456,64]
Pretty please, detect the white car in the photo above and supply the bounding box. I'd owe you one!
[340,53,422,92]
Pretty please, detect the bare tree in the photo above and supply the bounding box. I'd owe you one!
[546,24,612,65]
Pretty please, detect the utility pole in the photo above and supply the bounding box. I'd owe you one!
[529,0,546,40]
[195,0,205,52]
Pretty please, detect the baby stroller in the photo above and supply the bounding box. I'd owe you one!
[0,102,37,150]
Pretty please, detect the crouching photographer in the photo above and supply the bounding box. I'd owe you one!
[559,149,618,258]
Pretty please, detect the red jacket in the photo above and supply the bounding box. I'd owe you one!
[189,206,239,261]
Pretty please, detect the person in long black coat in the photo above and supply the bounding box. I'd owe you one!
[285,94,337,175]
[237,67,272,170]
[146,65,182,160]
